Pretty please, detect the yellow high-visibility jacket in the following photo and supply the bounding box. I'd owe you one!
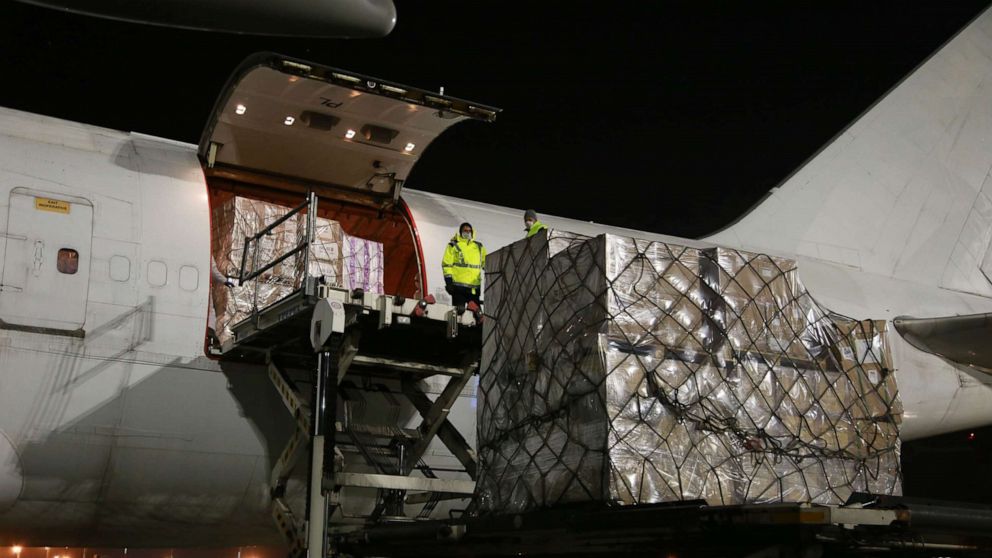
[526,220,548,238]
[442,232,486,289]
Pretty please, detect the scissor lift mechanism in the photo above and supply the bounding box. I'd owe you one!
[218,193,482,558]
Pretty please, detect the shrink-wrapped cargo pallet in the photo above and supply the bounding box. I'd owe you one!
[210,195,384,343]
[478,231,901,513]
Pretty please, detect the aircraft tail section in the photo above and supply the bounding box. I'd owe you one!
[707,7,992,299]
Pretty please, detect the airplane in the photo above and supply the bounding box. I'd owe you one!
[11,0,397,38]
[1,5,992,548]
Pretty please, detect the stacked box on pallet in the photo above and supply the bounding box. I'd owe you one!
[303,217,345,287]
[835,319,903,495]
[210,195,385,343]
[478,231,903,514]
[212,196,303,343]
[480,232,742,512]
[341,233,385,294]
[702,247,859,504]
[701,248,825,363]
[479,231,593,511]
[301,219,384,294]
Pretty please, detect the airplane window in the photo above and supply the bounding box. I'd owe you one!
[57,248,79,274]
[179,265,199,291]
[147,260,168,287]
[110,255,130,282]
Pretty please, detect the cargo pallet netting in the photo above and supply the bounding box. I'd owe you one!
[478,231,903,513]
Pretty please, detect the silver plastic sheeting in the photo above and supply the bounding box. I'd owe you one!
[210,196,384,343]
[211,196,300,343]
[479,231,902,513]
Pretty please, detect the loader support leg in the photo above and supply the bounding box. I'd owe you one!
[308,348,338,558]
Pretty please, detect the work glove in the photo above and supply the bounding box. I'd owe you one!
[444,276,455,295]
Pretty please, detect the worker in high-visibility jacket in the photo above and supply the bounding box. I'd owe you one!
[442,222,486,308]
[524,209,548,238]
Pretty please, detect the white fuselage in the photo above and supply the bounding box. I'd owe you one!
[0,105,989,546]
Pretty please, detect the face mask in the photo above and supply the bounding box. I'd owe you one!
[461,231,472,240]
[525,220,535,229]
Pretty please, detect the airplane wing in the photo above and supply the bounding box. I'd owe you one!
[894,312,992,373]
[12,0,397,38]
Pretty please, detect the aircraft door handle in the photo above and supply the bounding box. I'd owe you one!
[32,240,44,277]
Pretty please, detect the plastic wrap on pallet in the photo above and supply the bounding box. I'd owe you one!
[300,220,384,294]
[478,230,903,514]
[210,196,385,343]
[342,233,385,294]
[212,196,302,343]
[303,217,344,287]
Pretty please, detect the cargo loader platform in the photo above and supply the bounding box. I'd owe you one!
[215,193,483,558]
[219,279,483,556]
[219,275,482,368]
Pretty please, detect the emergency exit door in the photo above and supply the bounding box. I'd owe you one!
[0,189,93,332]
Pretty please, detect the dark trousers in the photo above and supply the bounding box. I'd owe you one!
[450,285,481,307]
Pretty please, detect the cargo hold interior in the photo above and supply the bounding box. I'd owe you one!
[206,168,424,300]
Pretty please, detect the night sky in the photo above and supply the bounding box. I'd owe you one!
[0,1,989,238]
[0,0,991,509]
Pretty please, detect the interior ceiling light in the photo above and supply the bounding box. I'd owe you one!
[235,104,247,115]
[283,116,295,126]
[404,143,415,152]
[345,129,356,139]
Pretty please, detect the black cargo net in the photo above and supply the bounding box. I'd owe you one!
[477,231,902,513]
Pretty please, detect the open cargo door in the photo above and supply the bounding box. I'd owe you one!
[199,52,499,209]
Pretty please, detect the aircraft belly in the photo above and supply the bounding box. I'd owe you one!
[0,430,21,514]
[0,345,284,545]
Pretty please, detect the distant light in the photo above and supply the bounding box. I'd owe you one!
[968,432,976,441]
[235,104,247,115]
[345,129,356,139]
[283,116,295,126]
[404,142,415,152]
[12,548,22,555]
